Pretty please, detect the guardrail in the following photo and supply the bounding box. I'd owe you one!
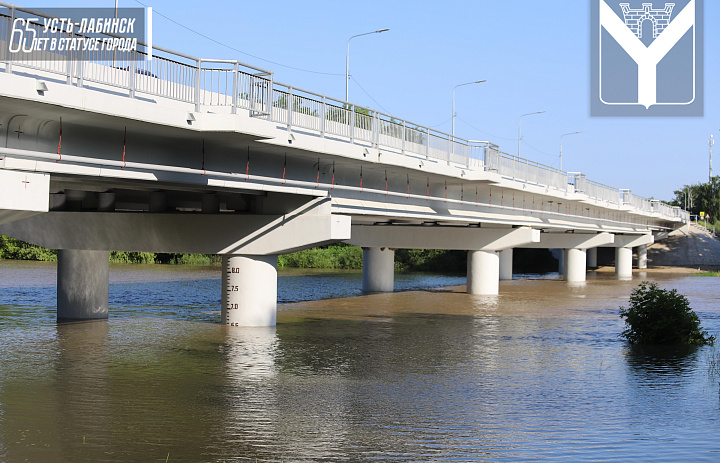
[0,1,685,223]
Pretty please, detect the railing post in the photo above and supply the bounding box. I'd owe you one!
[287,86,293,134]
[77,54,84,89]
[267,73,274,121]
[6,6,14,75]
[128,52,137,99]
[425,128,430,160]
[194,59,201,112]
[321,95,326,138]
[446,135,451,165]
[372,111,378,148]
[350,104,355,144]
[66,43,73,85]
[231,61,239,115]
[402,120,406,154]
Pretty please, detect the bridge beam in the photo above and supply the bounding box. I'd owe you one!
[57,249,109,321]
[0,199,351,255]
[222,254,278,327]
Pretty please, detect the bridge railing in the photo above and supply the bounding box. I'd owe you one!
[585,179,621,205]
[0,2,684,222]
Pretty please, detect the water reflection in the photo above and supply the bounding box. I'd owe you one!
[624,344,702,378]
[1,262,719,461]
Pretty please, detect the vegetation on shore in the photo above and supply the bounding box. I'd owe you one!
[670,177,720,225]
[696,270,720,277]
[1,235,558,273]
[620,282,715,346]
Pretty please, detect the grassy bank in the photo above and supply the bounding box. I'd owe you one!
[0,235,558,273]
[696,271,720,277]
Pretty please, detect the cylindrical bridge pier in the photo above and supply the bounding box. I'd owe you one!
[222,254,278,327]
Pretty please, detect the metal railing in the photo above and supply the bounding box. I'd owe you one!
[0,1,684,222]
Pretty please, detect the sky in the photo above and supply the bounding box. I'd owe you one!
[29,0,719,201]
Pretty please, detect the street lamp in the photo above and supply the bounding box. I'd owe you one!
[452,80,485,140]
[346,28,389,102]
[518,111,545,157]
[559,131,582,171]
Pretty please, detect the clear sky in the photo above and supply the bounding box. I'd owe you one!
[31,0,719,201]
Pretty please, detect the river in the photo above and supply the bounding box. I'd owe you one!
[0,260,719,462]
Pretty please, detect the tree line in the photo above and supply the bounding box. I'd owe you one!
[668,176,720,223]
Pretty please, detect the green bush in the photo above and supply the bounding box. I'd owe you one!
[0,235,56,261]
[109,251,157,264]
[278,244,363,269]
[395,249,465,273]
[620,282,715,346]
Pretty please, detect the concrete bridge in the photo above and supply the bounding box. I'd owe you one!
[0,3,687,326]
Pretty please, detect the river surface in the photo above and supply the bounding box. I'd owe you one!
[0,260,719,462]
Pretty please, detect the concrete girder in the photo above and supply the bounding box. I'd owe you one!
[347,226,540,251]
[0,200,351,255]
[611,234,654,248]
[520,232,614,249]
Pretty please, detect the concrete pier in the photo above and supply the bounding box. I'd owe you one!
[222,254,278,327]
[565,248,587,282]
[587,247,598,268]
[467,250,500,295]
[615,247,633,279]
[499,249,513,281]
[362,247,395,292]
[637,244,648,269]
[57,249,109,321]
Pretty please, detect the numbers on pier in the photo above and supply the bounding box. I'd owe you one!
[229,267,241,274]
[227,303,238,310]
[228,285,239,292]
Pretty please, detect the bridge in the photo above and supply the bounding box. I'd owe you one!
[0,3,688,326]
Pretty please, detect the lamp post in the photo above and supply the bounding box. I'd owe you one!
[559,131,582,171]
[452,80,485,141]
[710,134,714,183]
[346,29,389,102]
[518,111,545,157]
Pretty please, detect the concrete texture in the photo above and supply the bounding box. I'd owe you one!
[648,224,720,268]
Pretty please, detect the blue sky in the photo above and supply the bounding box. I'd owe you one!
[32,0,718,201]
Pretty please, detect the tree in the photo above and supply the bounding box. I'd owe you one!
[669,176,720,222]
[620,282,714,346]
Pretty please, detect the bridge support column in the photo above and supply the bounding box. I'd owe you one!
[499,249,513,281]
[611,235,654,279]
[222,254,278,327]
[615,247,633,279]
[467,250,500,295]
[637,244,648,269]
[362,247,395,292]
[57,249,109,321]
[587,247,598,268]
[565,248,587,282]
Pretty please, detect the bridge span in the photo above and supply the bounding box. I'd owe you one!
[0,3,688,326]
